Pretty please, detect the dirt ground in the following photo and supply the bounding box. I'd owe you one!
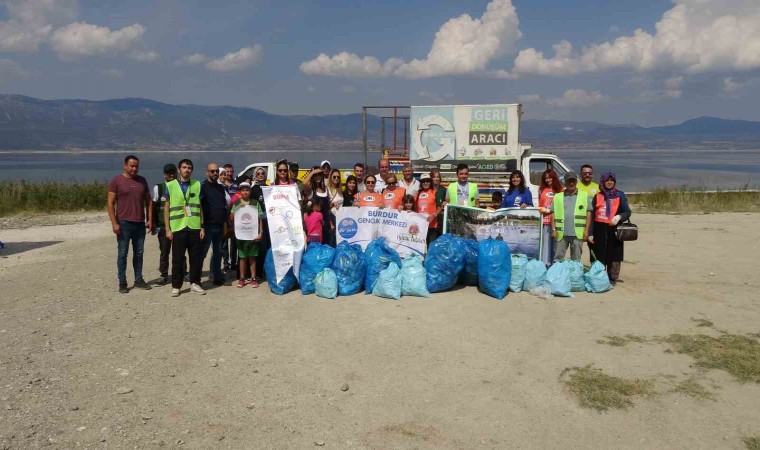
[0,212,758,449]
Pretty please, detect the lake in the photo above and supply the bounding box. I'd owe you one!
[1,148,758,192]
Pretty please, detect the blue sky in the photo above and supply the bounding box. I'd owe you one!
[1,0,759,126]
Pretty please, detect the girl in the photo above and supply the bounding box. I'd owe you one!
[354,175,383,207]
[327,168,344,213]
[588,172,631,284]
[342,175,358,207]
[416,174,441,245]
[303,167,332,246]
[501,170,534,208]
[401,194,416,212]
[538,169,563,266]
[303,200,323,244]
[273,160,294,185]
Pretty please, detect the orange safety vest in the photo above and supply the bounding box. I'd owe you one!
[416,190,438,228]
[382,188,405,209]
[539,187,558,225]
[594,193,620,224]
[355,192,383,207]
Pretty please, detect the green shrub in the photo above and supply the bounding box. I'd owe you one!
[0,180,108,217]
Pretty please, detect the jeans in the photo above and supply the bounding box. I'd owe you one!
[540,224,554,266]
[156,226,171,277]
[554,236,583,262]
[171,228,202,289]
[116,220,146,284]
[202,224,225,282]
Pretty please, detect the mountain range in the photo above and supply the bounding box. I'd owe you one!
[1,94,759,150]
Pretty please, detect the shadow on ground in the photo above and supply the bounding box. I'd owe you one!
[0,240,63,257]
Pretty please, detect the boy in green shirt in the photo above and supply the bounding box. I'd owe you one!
[229,183,263,288]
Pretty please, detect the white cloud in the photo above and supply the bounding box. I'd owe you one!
[0,0,76,52]
[101,68,124,79]
[50,22,145,59]
[517,94,541,103]
[300,0,522,78]
[417,90,454,103]
[664,75,683,99]
[175,52,208,66]
[509,0,760,77]
[204,45,262,72]
[722,77,743,94]
[129,50,159,62]
[547,89,608,107]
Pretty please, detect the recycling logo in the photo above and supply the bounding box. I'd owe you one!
[414,114,456,161]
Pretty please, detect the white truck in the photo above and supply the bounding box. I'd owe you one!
[408,103,571,204]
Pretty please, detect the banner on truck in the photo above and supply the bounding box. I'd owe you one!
[410,104,521,173]
[336,207,429,258]
[262,186,304,283]
[443,205,543,259]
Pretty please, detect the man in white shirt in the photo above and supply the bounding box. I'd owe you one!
[374,158,391,192]
[398,163,420,197]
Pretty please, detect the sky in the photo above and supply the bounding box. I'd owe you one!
[1,0,759,126]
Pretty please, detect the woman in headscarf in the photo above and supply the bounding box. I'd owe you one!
[588,172,631,284]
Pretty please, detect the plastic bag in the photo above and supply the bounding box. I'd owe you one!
[523,259,547,292]
[364,238,402,294]
[529,279,554,300]
[457,239,479,286]
[584,261,613,293]
[372,262,402,300]
[477,239,512,300]
[424,234,466,293]
[264,248,298,295]
[315,268,338,299]
[567,260,586,292]
[510,253,529,293]
[545,261,574,298]
[331,241,365,296]
[401,254,430,297]
[299,243,336,295]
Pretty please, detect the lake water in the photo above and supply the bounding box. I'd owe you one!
[1,148,758,192]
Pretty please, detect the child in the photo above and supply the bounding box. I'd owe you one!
[401,194,416,212]
[304,200,323,244]
[491,191,503,209]
[229,182,263,288]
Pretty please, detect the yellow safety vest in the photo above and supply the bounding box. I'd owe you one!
[553,191,588,240]
[166,179,202,231]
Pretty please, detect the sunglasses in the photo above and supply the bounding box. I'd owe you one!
[277,169,288,173]
[366,181,376,184]
[582,172,593,175]
[208,169,219,173]
[387,181,397,185]
[331,176,340,179]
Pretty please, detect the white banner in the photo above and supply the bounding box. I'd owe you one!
[233,204,259,240]
[262,186,304,283]
[336,207,429,258]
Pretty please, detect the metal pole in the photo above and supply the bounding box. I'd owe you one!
[380,118,385,152]
[362,106,367,166]
[393,107,397,151]
[403,117,408,154]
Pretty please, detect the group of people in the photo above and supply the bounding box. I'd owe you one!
[107,154,630,295]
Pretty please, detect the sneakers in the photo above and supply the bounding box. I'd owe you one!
[119,282,129,294]
[237,279,247,288]
[170,288,180,297]
[133,278,152,290]
[157,276,169,285]
[250,279,260,288]
[190,283,206,295]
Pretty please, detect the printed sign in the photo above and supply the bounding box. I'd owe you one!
[443,205,543,259]
[410,104,522,172]
[262,186,304,283]
[336,207,429,258]
[233,205,259,240]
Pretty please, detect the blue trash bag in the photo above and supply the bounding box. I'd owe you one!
[372,262,402,300]
[315,268,338,299]
[458,239,479,286]
[331,241,366,296]
[264,248,298,295]
[510,253,529,293]
[584,261,613,293]
[545,261,574,298]
[299,242,336,295]
[364,238,402,294]
[424,234,466,293]
[477,239,512,300]
[523,259,547,292]
[567,260,586,292]
[401,254,430,297]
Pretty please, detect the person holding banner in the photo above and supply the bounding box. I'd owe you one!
[381,174,405,210]
[355,175,383,207]
[229,182,263,288]
[416,173,441,245]
[445,164,480,207]
[538,169,564,266]
[430,169,447,235]
[501,170,534,208]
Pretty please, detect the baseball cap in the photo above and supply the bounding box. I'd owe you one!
[420,173,432,181]
[163,163,177,174]
[320,160,331,168]
[564,171,578,182]
[238,182,252,189]
[288,161,299,172]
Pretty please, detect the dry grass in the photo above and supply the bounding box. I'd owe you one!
[691,318,715,328]
[667,376,717,401]
[629,188,760,214]
[560,365,655,412]
[596,334,648,347]
[659,334,760,383]
[0,180,107,217]
[744,436,760,450]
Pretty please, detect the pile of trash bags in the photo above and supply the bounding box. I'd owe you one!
[266,234,613,299]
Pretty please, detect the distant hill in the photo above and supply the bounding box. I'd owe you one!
[0,94,759,150]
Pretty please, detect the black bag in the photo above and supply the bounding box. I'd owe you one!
[615,220,638,241]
